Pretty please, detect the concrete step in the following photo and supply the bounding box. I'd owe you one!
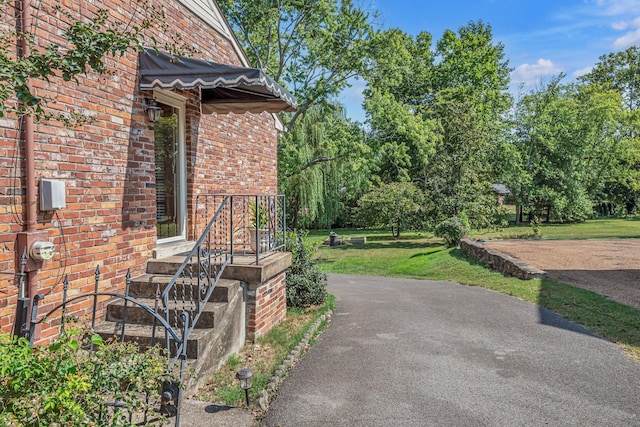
[152,240,196,259]
[128,274,240,302]
[94,321,212,359]
[147,252,292,287]
[105,297,227,329]
[146,255,227,275]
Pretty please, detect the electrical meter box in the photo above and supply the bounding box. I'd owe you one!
[31,241,55,261]
[40,179,66,211]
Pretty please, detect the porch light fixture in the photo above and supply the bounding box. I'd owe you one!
[143,98,161,123]
[236,368,254,405]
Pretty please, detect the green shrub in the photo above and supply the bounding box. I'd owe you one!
[0,327,174,426]
[285,231,327,307]
[434,216,469,248]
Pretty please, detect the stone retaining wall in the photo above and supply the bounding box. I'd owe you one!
[459,238,547,280]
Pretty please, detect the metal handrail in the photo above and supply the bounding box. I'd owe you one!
[161,195,231,363]
[195,194,286,264]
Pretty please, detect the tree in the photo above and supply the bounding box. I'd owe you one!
[581,46,640,111]
[278,104,370,229]
[361,29,439,184]
[354,181,424,238]
[580,46,640,213]
[433,21,512,116]
[510,76,627,221]
[217,0,373,127]
[362,22,512,228]
[0,0,189,123]
[218,0,375,227]
[423,88,507,228]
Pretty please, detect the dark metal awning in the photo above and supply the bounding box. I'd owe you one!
[138,48,297,114]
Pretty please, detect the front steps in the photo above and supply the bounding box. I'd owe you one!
[95,256,246,395]
[95,250,291,395]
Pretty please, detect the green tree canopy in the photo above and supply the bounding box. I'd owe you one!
[510,76,627,221]
[354,181,424,238]
[217,0,373,127]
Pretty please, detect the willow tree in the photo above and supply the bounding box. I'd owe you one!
[278,105,369,228]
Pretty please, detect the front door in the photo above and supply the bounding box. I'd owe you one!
[153,91,186,243]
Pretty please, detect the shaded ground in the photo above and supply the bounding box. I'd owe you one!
[482,239,640,310]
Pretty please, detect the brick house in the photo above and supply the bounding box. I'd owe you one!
[0,0,295,357]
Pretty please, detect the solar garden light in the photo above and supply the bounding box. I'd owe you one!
[236,368,254,405]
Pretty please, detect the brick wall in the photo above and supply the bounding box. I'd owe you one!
[245,272,287,342]
[0,0,281,341]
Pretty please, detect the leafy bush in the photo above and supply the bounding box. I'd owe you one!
[434,216,469,247]
[0,327,174,426]
[285,231,328,307]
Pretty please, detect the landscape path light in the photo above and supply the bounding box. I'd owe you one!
[236,367,254,406]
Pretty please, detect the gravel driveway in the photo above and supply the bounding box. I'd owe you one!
[481,239,640,309]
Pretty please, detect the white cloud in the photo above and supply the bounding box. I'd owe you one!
[593,1,640,49]
[596,0,640,16]
[572,66,593,78]
[611,16,640,49]
[611,20,628,30]
[613,27,640,48]
[511,59,563,86]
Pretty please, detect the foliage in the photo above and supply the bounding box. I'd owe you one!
[354,181,424,238]
[0,328,173,426]
[530,216,543,238]
[249,202,269,229]
[580,46,640,213]
[218,0,375,229]
[423,88,508,228]
[581,46,640,111]
[510,76,626,222]
[0,1,191,124]
[434,216,469,247]
[362,29,439,183]
[285,231,327,307]
[278,104,370,229]
[217,0,373,127]
[362,22,511,229]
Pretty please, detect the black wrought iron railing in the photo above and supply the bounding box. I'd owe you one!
[27,266,186,426]
[194,194,286,264]
[157,193,285,388]
[22,194,286,426]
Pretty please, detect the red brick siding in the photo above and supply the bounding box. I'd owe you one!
[246,272,287,342]
[0,0,280,341]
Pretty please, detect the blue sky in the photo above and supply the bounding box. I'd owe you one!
[340,0,640,122]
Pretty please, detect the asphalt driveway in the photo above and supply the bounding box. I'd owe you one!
[263,274,640,426]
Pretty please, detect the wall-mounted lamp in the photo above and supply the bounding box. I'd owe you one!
[142,98,162,123]
[236,368,254,406]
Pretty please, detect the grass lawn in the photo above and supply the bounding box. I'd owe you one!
[474,216,640,240]
[310,220,640,361]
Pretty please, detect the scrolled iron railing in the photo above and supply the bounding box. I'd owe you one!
[22,193,286,426]
[160,193,285,370]
[27,267,187,426]
[194,194,286,264]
